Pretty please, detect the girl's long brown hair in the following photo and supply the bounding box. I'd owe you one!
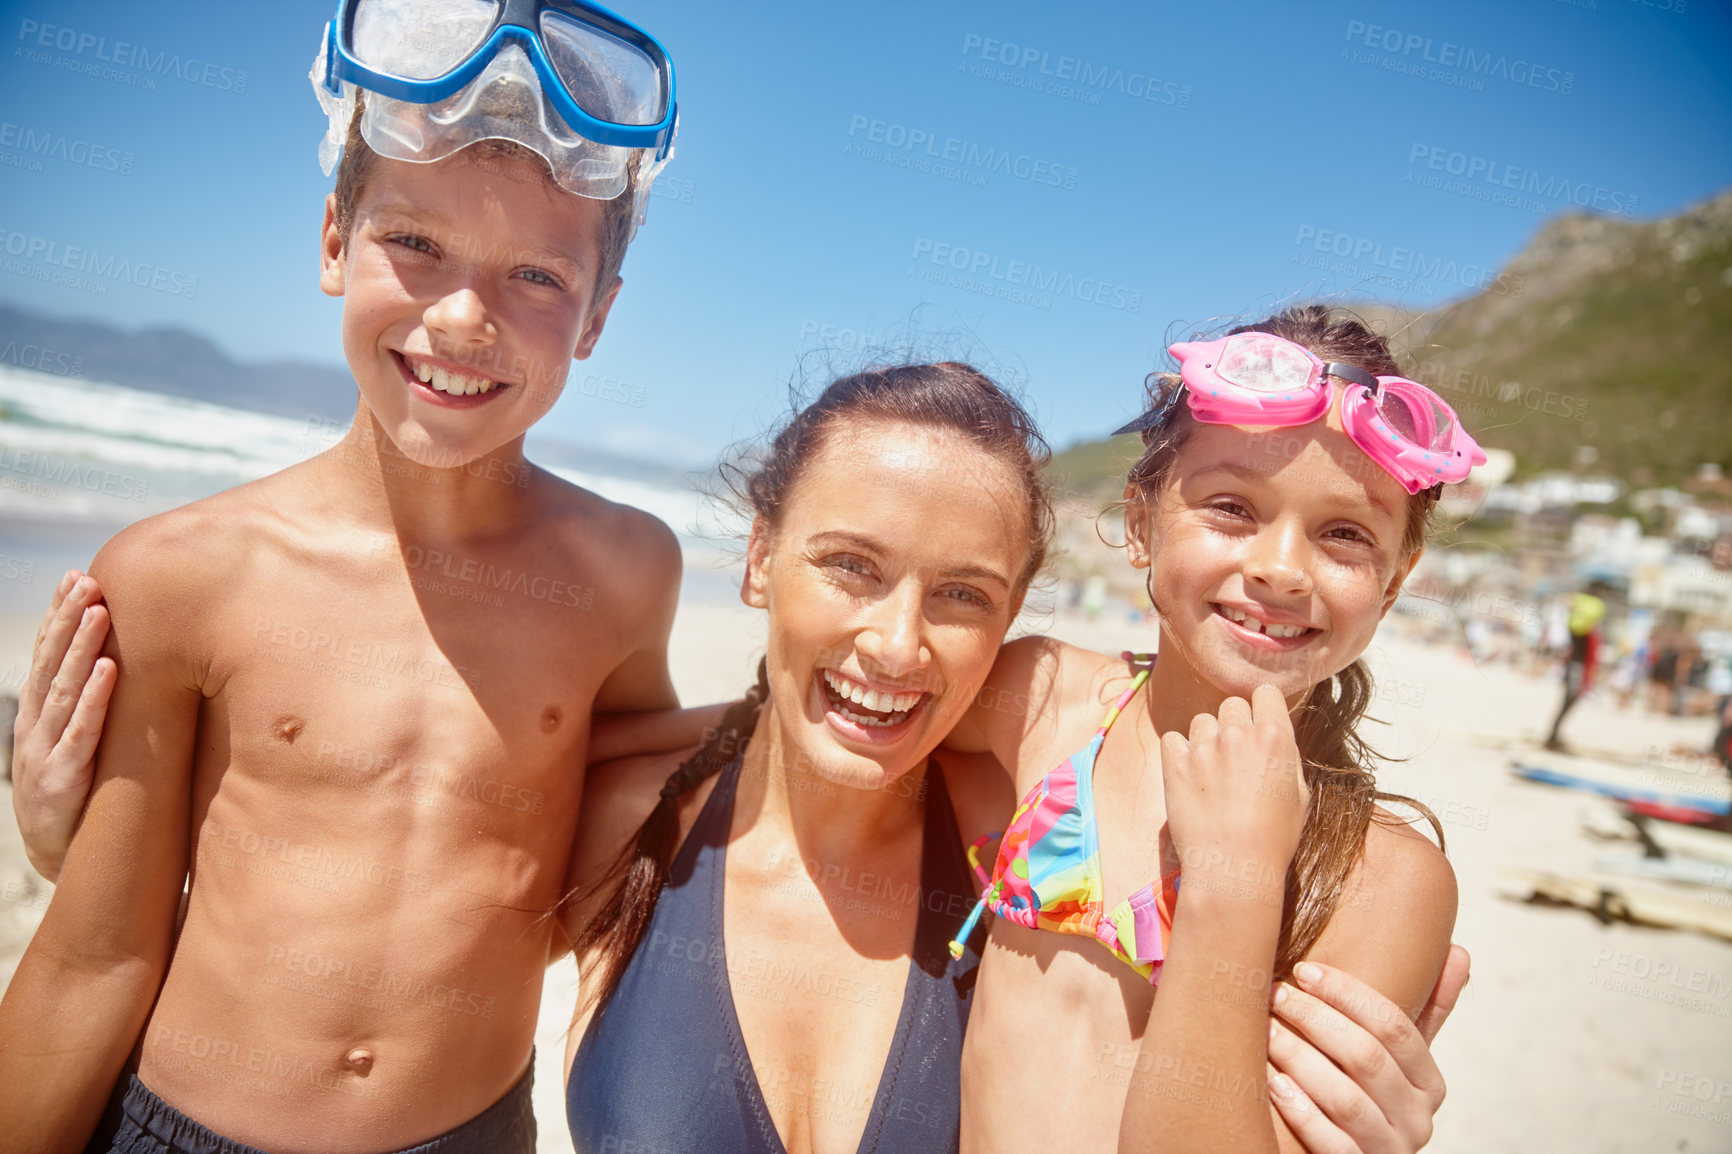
[572,361,1055,1013]
[1125,305,1446,977]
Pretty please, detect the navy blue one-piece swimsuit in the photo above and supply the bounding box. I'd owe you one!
[566,755,984,1154]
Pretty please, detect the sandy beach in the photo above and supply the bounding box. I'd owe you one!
[2,558,1729,1153]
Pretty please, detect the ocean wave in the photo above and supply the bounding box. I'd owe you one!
[0,364,321,463]
[0,364,719,539]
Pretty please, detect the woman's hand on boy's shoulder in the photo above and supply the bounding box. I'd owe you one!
[10,500,259,882]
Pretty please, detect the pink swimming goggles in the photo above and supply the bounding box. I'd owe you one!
[1114,332,1487,494]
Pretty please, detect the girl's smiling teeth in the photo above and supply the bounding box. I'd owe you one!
[1214,603,1314,639]
[820,669,927,728]
[401,352,501,397]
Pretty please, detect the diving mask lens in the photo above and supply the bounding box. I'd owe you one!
[360,42,636,199]
[351,0,498,80]
[539,8,666,127]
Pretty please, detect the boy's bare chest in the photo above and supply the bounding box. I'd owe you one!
[204,561,616,814]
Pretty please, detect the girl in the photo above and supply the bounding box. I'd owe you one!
[947,306,1469,1153]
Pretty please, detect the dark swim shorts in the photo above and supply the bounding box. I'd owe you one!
[84,1061,535,1154]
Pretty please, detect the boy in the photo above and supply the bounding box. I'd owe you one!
[0,4,683,1150]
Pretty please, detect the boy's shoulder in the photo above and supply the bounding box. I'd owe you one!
[526,467,682,630]
[528,467,681,593]
[91,481,273,604]
[84,481,290,680]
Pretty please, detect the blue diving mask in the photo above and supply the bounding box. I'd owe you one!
[313,0,678,236]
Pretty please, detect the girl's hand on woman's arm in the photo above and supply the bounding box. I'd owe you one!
[11,570,113,882]
[1268,946,1470,1153]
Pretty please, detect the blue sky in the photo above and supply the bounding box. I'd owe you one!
[2,0,1728,466]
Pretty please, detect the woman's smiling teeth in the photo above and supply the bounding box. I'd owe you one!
[1216,604,1312,639]
[821,669,924,727]
[408,356,499,397]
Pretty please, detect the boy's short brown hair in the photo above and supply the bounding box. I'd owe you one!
[331,98,637,294]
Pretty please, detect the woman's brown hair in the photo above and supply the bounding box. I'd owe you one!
[573,360,1055,1011]
[1124,304,1446,978]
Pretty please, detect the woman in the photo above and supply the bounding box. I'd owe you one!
[15,362,1464,1153]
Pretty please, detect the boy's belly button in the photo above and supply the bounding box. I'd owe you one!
[344,1047,374,1074]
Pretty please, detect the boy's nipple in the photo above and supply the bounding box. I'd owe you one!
[274,715,307,744]
[540,706,563,734]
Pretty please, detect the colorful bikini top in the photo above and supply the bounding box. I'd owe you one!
[949,653,1180,984]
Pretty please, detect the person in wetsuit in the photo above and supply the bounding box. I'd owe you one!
[1545,582,1612,752]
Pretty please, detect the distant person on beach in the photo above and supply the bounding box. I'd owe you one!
[1544,582,1611,752]
[19,361,1468,1154]
[0,3,688,1149]
[1713,694,1732,774]
[1648,629,1685,715]
[1682,642,1710,717]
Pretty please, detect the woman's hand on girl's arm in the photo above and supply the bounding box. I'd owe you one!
[12,570,113,882]
[1268,946,1470,1153]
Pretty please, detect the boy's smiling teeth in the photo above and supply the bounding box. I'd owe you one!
[1216,604,1311,639]
[407,355,498,397]
[821,669,924,727]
